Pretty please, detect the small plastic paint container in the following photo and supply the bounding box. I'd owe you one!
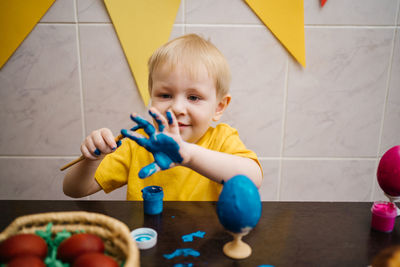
[130,228,157,250]
[142,186,164,215]
[371,201,397,232]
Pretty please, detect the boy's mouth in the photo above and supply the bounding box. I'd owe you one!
[178,122,189,127]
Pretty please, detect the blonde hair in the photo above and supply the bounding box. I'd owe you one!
[148,34,231,99]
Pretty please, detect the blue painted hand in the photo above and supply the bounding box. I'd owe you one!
[121,110,183,178]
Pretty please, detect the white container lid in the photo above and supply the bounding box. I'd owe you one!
[130,227,157,250]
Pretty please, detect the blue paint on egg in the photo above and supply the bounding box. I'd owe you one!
[217,175,261,233]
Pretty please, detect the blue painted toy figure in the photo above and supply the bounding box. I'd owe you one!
[63,34,263,201]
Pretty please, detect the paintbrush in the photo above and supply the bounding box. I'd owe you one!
[60,134,124,171]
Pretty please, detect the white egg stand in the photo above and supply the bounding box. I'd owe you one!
[223,230,252,259]
[384,193,400,216]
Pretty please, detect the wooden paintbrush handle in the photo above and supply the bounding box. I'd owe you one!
[60,134,124,171]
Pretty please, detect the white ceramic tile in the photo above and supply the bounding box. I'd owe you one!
[186,26,287,157]
[77,0,184,24]
[0,158,75,200]
[380,29,400,154]
[0,24,82,156]
[79,25,183,135]
[398,6,400,25]
[372,179,389,202]
[40,0,76,23]
[258,160,280,201]
[304,0,398,25]
[185,0,261,24]
[280,159,376,201]
[79,24,145,135]
[77,0,110,22]
[397,1,400,25]
[175,0,185,24]
[284,28,393,157]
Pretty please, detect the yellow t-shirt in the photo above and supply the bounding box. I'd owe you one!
[95,123,261,201]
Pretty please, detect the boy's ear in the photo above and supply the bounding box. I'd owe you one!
[212,94,231,122]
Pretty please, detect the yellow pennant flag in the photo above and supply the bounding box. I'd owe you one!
[245,0,306,67]
[104,0,181,105]
[0,0,55,69]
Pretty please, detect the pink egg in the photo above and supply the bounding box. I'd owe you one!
[377,146,400,196]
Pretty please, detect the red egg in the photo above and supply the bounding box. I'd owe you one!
[7,255,46,267]
[377,145,400,196]
[57,233,104,263]
[0,233,47,262]
[73,252,119,267]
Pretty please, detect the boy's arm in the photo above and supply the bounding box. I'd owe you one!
[63,158,102,198]
[181,143,262,188]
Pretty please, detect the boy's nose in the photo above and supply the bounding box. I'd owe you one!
[170,97,186,115]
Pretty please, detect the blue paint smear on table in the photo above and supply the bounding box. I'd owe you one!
[182,230,205,242]
[163,248,200,259]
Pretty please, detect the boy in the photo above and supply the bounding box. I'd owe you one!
[63,34,262,201]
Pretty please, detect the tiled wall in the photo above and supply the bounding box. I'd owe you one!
[0,0,399,201]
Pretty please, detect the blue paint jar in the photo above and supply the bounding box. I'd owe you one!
[142,186,164,215]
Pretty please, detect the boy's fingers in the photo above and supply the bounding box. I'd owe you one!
[92,130,111,154]
[130,125,140,131]
[166,110,179,135]
[149,108,167,132]
[121,129,150,148]
[138,162,160,178]
[100,128,117,150]
[166,110,174,125]
[130,113,155,136]
[85,135,99,157]
[81,145,97,160]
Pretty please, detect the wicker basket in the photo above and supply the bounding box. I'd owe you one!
[0,211,139,267]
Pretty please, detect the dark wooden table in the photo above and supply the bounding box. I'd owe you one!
[1,201,399,267]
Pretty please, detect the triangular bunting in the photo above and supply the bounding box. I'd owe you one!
[104,0,181,106]
[244,0,306,67]
[321,0,328,7]
[0,0,55,69]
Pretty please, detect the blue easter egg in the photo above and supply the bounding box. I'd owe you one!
[217,175,262,233]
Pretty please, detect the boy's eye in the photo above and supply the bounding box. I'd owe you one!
[188,95,200,101]
[160,94,171,99]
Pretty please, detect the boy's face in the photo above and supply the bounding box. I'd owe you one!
[150,63,229,143]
